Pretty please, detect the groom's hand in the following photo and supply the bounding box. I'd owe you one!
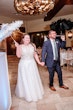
[61,35,65,41]
[41,62,45,66]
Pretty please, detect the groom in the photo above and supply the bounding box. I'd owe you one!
[41,30,69,91]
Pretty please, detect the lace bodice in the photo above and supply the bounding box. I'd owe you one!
[21,44,34,60]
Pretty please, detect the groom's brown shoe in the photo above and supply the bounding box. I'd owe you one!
[60,85,69,89]
[50,86,56,91]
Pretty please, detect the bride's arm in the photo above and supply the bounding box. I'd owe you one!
[33,44,44,66]
[15,41,21,58]
[34,52,44,66]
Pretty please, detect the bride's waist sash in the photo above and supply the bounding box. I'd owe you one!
[20,57,34,61]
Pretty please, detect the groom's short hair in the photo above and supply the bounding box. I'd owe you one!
[48,30,56,35]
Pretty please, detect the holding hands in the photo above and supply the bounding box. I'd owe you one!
[38,62,45,66]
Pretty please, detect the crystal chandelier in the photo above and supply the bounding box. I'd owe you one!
[14,0,55,15]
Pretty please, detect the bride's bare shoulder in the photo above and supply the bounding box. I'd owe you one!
[31,43,36,48]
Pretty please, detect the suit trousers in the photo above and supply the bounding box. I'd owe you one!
[47,60,63,87]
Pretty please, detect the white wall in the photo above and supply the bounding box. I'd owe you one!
[25,14,73,33]
[0,15,26,27]
[0,14,73,33]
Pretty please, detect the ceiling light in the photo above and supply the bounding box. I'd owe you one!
[14,0,55,15]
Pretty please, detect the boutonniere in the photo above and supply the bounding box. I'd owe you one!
[56,41,59,44]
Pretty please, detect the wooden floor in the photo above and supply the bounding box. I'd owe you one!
[7,55,73,110]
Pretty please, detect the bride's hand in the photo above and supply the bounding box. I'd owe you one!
[14,41,19,47]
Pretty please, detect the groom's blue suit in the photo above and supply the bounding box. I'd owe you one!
[42,38,66,87]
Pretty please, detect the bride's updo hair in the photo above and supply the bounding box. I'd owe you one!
[21,33,29,38]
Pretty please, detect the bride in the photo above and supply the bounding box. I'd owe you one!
[15,33,44,102]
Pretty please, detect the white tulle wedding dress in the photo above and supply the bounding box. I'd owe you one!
[15,44,44,102]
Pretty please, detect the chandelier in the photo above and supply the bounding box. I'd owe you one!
[14,0,55,15]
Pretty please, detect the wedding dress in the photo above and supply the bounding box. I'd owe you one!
[15,44,44,102]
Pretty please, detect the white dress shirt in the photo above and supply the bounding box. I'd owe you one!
[50,39,58,60]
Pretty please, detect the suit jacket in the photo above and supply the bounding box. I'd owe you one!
[41,39,66,67]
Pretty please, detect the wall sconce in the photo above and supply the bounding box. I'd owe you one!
[68,31,73,39]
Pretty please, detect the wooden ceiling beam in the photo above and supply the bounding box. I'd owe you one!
[66,0,73,4]
[44,0,73,21]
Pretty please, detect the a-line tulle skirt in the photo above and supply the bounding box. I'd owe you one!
[15,59,44,102]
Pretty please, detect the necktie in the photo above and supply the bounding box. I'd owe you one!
[53,40,58,60]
